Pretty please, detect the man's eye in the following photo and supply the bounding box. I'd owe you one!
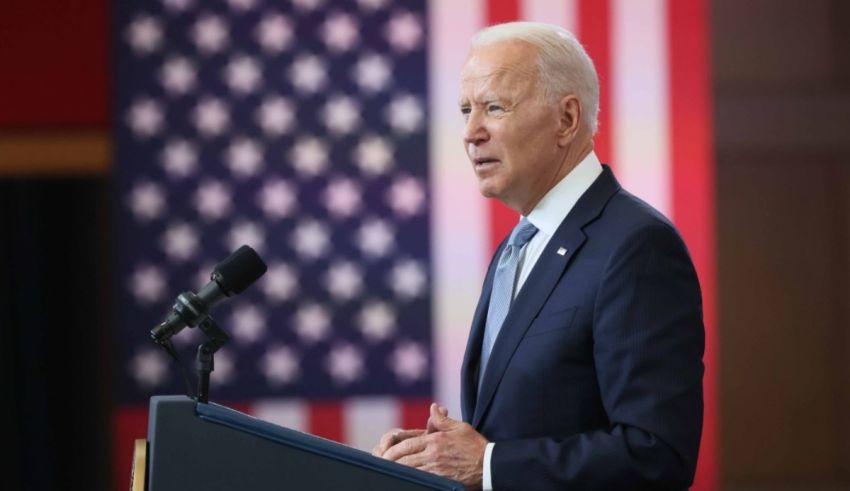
[460,106,471,115]
[488,104,504,113]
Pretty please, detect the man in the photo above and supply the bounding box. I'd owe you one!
[373,21,704,490]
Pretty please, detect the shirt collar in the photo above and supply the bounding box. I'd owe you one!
[524,151,604,237]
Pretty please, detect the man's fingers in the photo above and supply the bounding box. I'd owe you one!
[382,434,428,462]
[372,428,424,457]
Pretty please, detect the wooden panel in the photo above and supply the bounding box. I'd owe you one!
[718,154,848,482]
[0,131,110,176]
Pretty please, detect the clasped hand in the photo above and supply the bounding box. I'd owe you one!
[372,403,487,490]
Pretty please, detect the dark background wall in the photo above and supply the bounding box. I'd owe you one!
[1,1,849,490]
[713,0,850,489]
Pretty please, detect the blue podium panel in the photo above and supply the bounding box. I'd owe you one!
[147,396,464,491]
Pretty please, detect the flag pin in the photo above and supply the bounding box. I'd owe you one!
[557,247,567,256]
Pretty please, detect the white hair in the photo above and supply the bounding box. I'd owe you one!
[471,21,600,134]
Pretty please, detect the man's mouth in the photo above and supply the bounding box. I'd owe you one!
[473,157,499,168]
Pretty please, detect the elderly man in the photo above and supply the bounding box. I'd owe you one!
[373,21,704,490]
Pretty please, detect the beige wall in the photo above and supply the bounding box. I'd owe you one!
[714,0,850,489]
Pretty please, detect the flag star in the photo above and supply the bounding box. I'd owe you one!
[324,261,363,301]
[289,54,328,94]
[256,96,295,136]
[128,180,166,221]
[292,0,324,11]
[260,345,300,386]
[129,348,169,388]
[160,222,200,261]
[357,0,388,11]
[354,135,394,176]
[323,177,362,218]
[257,178,297,220]
[390,341,428,383]
[261,262,298,302]
[293,302,331,343]
[321,95,361,136]
[255,13,293,53]
[356,218,395,258]
[230,303,267,344]
[352,53,392,93]
[385,11,423,52]
[291,220,330,260]
[226,220,266,253]
[193,97,230,137]
[226,137,264,178]
[159,56,197,95]
[193,179,232,220]
[321,12,359,53]
[161,139,198,179]
[358,301,396,341]
[129,264,167,304]
[226,0,257,12]
[389,259,427,299]
[192,14,229,54]
[289,136,328,177]
[126,98,164,138]
[387,176,425,217]
[162,0,193,12]
[209,348,235,385]
[386,94,424,134]
[326,344,365,384]
[224,55,262,95]
[126,15,163,54]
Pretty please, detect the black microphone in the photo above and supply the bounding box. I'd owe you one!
[151,245,268,344]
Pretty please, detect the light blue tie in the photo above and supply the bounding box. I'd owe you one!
[479,218,538,385]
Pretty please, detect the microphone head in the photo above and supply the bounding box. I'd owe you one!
[213,245,268,296]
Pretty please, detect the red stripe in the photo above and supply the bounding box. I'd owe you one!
[577,0,612,168]
[485,0,522,250]
[485,0,520,25]
[400,398,433,429]
[112,406,150,491]
[668,1,718,490]
[308,401,344,442]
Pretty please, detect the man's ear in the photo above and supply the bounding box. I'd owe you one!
[557,94,582,147]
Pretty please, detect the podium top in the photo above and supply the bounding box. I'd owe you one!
[183,396,464,491]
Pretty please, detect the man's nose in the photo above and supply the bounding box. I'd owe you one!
[463,111,488,145]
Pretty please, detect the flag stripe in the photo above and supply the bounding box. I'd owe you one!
[577,0,612,166]
[486,0,520,25]
[401,398,433,430]
[309,401,344,442]
[668,0,717,489]
[611,0,671,217]
[522,0,577,30]
[430,0,488,420]
[344,398,400,451]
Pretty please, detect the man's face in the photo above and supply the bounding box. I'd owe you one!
[459,41,563,213]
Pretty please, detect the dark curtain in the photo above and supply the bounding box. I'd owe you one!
[0,177,111,491]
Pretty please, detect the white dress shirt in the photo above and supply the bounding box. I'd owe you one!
[481,151,603,490]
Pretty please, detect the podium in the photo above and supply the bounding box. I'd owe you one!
[133,395,465,491]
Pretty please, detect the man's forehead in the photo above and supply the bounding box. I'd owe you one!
[459,42,538,100]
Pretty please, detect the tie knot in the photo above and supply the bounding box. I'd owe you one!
[509,218,538,248]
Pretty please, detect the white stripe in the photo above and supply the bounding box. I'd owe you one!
[611,0,671,217]
[343,398,400,452]
[252,399,307,432]
[430,0,487,420]
[522,0,578,33]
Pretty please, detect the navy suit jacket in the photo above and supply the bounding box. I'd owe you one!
[460,166,704,490]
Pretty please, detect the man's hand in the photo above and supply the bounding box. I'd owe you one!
[380,403,488,490]
[372,428,426,457]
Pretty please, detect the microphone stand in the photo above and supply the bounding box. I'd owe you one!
[195,316,230,404]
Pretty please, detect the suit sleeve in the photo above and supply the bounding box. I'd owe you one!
[491,223,705,490]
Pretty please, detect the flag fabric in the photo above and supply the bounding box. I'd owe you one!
[112,1,716,491]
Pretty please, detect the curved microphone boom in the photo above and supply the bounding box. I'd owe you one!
[151,245,267,344]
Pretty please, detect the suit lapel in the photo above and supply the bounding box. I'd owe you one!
[471,165,621,429]
[460,239,505,422]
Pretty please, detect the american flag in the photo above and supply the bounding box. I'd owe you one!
[112,1,717,490]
